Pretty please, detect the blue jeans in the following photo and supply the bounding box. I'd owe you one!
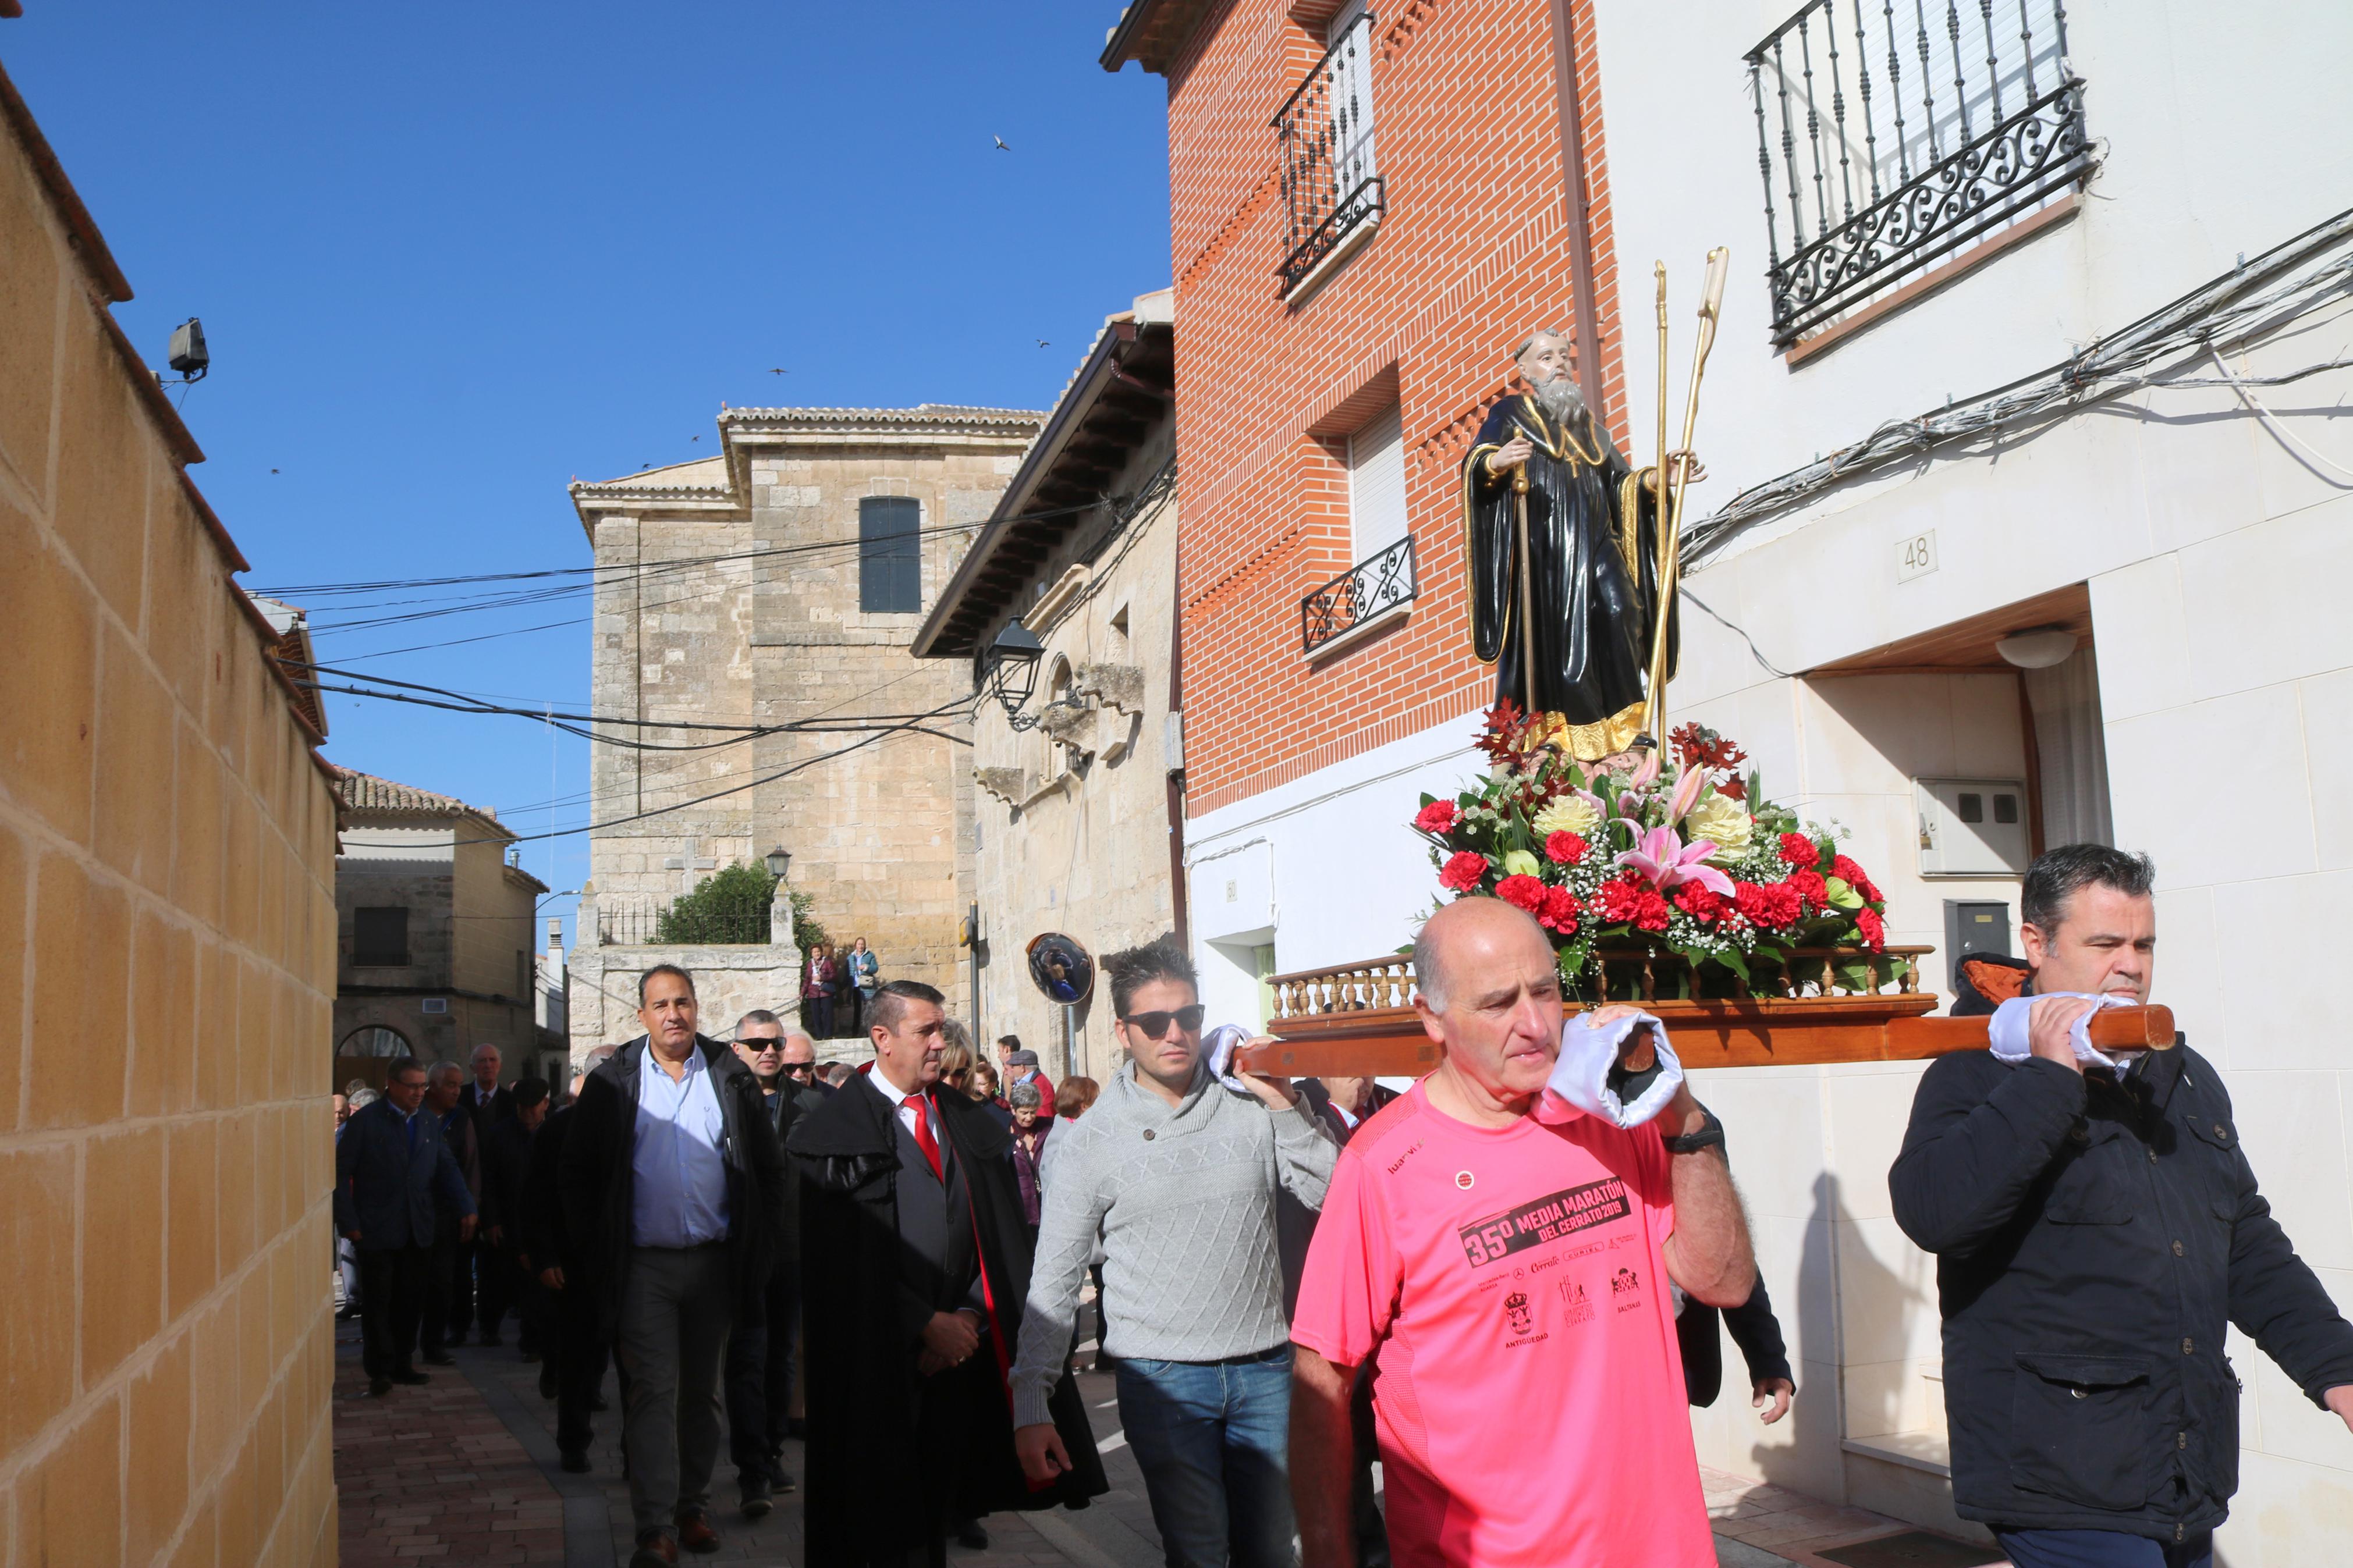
[1994,1528,2214,1568]
[1115,1344,1296,1568]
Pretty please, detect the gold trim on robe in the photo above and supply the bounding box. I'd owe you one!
[1529,700,1651,763]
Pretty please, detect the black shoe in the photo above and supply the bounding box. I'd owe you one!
[390,1368,431,1386]
[368,1375,392,1397]
[421,1350,456,1367]
[954,1519,989,1550]
[772,1467,796,1495]
[538,1363,559,1400]
[739,1471,773,1520]
[560,1449,591,1474]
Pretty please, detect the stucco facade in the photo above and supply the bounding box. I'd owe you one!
[566,405,1041,1057]
[0,61,342,1568]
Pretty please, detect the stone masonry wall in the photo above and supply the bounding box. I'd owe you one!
[0,69,343,1568]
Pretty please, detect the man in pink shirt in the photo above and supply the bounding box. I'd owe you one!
[1290,897,1756,1568]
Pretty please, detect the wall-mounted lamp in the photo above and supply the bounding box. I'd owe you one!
[984,618,1046,728]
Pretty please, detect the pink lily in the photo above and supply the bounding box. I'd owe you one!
[1628,748,1662,790]
[1664,766,1707,826]
[1615,824,1736,897]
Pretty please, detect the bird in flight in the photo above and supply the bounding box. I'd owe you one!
[270,467,280,474]
[691,435,701,442]
[993,135,1010,151]
[768,368,789,375]
[1037,338,1050,347]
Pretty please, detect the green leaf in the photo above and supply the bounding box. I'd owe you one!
[1823,876,1864,911]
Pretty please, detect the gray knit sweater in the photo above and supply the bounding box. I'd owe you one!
[1008,1060,1339,1427]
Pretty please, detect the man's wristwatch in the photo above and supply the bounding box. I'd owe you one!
[1660,1108,1726,1155]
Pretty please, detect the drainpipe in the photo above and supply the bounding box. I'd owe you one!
[1548,0,1608,418]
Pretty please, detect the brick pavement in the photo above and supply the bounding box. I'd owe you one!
[335,1313,2001,1568]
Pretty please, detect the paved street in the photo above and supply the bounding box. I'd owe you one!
[332,1316,1996,1568]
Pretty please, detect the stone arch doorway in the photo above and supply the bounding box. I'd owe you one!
[335,1026,411,1096]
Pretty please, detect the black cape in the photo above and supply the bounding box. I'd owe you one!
[790,1073,1106,1564]
[1461,393,1674,757]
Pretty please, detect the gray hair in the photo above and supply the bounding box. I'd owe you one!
[347,1088,379,1110]
[1513,328,1574,363]
[1411,922,1451,1012]
[737,1008,782,1032]
[428,1060,465,1086]
[2022,844,2157,933]
[1007,1078,1043,1111]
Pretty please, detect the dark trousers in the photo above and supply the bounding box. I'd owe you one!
[504,1246,545,1351]
[725,1267,801,1478]
[446,1233,512,1341]
[552,1277,609,1456]
[420,1226,459,1353]
[356,1245,427,1378]
[804,995,833,1037]
[1994,1529,2214,1568]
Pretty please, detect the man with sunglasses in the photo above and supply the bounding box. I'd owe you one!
[1011,936,1339,1568]
[723,1011,807,1518]
[777,1030,832,1102]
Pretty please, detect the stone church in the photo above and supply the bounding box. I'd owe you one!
[565,404,1042,1057]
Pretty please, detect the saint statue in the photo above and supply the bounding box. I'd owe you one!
[1459,329,1699,763]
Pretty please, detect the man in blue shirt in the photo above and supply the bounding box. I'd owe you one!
[334,1058,475,1397]
[562,965,792,1568]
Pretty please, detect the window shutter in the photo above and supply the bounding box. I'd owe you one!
[1348,401,1407,561]
[858,496,922,613]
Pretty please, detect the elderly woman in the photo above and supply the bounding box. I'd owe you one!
[1007,1079,1052,1233]
[800,942,836,1038]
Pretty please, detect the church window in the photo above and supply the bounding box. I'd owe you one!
[858,496,922,613]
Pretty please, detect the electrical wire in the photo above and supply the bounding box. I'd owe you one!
[2207,345,2353,485]
[1684,204,2353,568]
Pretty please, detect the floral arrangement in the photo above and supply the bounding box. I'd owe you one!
[1413,706,1904,997]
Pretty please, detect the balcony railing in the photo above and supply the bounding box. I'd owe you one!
[1273,9,1382,296]
[1747,0,2092,345]
[1301,534,1417,657]
[596,890,776,947]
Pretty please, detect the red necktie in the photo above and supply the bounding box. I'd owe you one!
[907,1092,944,1182]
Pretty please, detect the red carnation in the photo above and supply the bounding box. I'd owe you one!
[1415,799,1461,834]
[1496,873,1547,913]
[1832,854,1884,904]
[1544,830,1588,865]
[1539,884,1581,934]
[1734,880,1800,930]
[1439,851,1490,892]
[1855,907,1886,952]
[1785,869,1827,912]
[1778,832,1822,868]
[1672,883,1726,923]
[1633,890,1673,933]
[1597,877,1646,923]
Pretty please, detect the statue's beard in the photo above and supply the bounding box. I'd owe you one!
[1532,372,1586,423]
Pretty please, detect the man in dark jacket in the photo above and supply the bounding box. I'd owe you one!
[1892,845,2353,1567]
[724,1009,805,1518]
[792,980,1105,1567]
[562,966,793,1568]
[527,1047,614,1470]
[480,1077,551,1361]
[460,1043,517,1342]
[334,1058,476,1397]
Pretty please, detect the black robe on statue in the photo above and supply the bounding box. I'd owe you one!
[1460,393,1676,759]
[791,1073,1106,1566]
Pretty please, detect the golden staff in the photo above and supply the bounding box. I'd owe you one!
[1654,262,1670,501]
[1642,247,1729,742]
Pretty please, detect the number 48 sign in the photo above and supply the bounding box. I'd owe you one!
[1896,528,1939,584]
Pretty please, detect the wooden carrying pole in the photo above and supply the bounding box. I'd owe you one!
[1642,247,1729,742]
[1513,461,1536,718]
[1236,1003,2178,1080]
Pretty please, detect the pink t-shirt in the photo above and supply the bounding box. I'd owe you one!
[1291,1082,1714,1568]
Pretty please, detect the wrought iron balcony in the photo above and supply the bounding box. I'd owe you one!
[1301,534,1416,657]
[1273,9,1383,297]
[1747,0,2092,346]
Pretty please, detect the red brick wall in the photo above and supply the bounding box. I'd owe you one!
[1162,0,1628,816]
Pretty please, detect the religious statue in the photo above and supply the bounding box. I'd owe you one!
[1460,329,1696,763]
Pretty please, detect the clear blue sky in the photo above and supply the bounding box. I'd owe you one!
[4,2,1169,937]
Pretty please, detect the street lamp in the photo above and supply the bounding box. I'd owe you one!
[983,617,1046,727]
[764,845,792,881]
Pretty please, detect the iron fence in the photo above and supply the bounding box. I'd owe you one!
[1301,534,1418,656]
[597,890,775,947]
[1273,9,1383,296]
[1747,0,2091,345]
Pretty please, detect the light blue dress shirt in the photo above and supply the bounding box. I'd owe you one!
[629,1044,732,1248]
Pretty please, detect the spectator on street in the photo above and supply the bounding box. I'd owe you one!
[563,967,792,1567]
[1002,1048,1056,1119]
[421,1061,483,1364]
[462,1042,512,1124]
[793,979,1106,1563]
[1013,937,1337,1568]
[831,943,860,1041]
[1893,845,2353,1567]
[480,1076,551,1366]
[936,1038,977,1099]
[968,1060,1013,1133]
[801,943,837,1039]
[777,1029,830,1105]
[336,1087,379,1318]
[1299,1076,1396,1144]
[526,1046,615,1471]
[335,1058,475,1398]
[821,1061,853,1090]
[846,936,879,1035]
[333,1091,350,1130]
[724,1009,805,1517]
[1052,1075,1098,1121]
[1007,1079,1050,1233]
[1289,897,1755,1568]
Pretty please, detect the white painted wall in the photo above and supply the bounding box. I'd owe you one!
[1591,1,2353,1556]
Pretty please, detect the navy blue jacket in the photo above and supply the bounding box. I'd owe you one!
[334,1096,476,1250]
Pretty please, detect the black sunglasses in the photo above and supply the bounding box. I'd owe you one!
[1119,1004,1206,1040]
[782,1061,817,1075]
[737,1037,785,1052]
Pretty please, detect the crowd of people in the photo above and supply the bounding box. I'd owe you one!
[330,843,2353,1568]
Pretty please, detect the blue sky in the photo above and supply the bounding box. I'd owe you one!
[4,2,1170,934]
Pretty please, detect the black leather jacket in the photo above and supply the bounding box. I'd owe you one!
[1892,1043,2353,1541]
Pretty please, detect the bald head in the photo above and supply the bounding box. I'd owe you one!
[1413,897,1568,1112]
[1414,897,1553,1013]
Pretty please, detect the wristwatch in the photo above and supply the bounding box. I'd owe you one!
[1661,1108,1726,1156]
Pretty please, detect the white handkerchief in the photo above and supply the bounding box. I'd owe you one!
[1986,992,2135,1071]
[1201,1023,1258,1096]
[1547,1011,1684,1129]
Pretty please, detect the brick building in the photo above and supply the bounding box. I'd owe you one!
[0,56,341,1568]
[565,405,1041,1057]
[1103,0,1626,1020]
